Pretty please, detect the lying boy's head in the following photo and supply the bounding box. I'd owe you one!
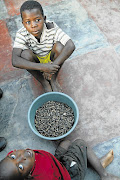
[20,0,44,18]
[20,1,46,39]
[0,149,35,180]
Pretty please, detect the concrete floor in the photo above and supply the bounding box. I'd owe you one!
[1,0,120,178]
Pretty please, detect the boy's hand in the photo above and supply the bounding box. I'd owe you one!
[43,72,52,80]
[41,63,60,74]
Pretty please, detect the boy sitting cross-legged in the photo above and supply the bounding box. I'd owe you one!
[12,0,75,93]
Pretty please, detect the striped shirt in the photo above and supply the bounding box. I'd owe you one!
[13,21,71,57]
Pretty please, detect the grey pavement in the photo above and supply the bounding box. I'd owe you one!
[1,0,120,179]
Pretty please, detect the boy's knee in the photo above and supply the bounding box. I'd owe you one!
[21,49,36,62]
[73,139,87,147]
[53,42,64,54]
[51,42,64,60]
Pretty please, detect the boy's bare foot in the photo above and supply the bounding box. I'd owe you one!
[50,79,62,92]
[59,140,71,150]
[42,80,52,92]
[100,150,114,168]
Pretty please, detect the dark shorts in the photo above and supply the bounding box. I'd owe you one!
[55,139,87,180]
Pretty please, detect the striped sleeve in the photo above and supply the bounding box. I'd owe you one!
[54,26,71,46]
[13,31,29,50]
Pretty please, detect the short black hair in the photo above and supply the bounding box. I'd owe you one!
[20,0,44,18]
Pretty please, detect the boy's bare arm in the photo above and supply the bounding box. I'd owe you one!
[12,48,60,73]
[53,39,75,66]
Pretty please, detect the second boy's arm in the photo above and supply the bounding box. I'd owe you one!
[12,48,60,74]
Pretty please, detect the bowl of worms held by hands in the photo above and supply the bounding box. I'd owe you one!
[28,92,79,140]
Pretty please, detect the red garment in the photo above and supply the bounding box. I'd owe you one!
[7,150,71,180]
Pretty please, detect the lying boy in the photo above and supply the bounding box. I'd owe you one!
[12,0,75,93]
[0,139,119,180]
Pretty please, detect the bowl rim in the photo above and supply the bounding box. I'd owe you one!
[28,92,79,140]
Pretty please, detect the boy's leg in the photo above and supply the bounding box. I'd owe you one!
[86,143,120,179]
[58,139,88,180]
[54,140,71,160]
[50,42,64,92]
[56,140,114,168]
[21,49,52,92]
[56,139,119,180]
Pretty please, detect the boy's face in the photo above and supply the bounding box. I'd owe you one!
[22,8,45,39]
[4,149,35,178]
